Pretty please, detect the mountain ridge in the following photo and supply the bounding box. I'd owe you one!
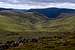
[28,8,75,18]
[1,7,75,18]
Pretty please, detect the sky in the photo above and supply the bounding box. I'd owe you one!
[0,0,75,9]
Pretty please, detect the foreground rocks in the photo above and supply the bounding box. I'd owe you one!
[0,37,39,50]
[0,32,75,50]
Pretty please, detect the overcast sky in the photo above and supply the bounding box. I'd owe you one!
[0,0,75,3]
[0,0,75,9]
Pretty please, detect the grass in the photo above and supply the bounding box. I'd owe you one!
[7,48,75,50]
[37,16,75,32]
[0,15,24,32]
[0,14,75,42]
[0,13,75,50]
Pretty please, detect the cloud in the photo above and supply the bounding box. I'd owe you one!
[0,2,75,9]
[7,0,20,3]
[0,0,75,3]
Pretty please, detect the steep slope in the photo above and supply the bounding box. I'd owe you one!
[50,13,75,32]
[37,13,75,32]
[0,10,48,24]
[0,15,25,32]
[0,10,48,42]
[0,10,48,31]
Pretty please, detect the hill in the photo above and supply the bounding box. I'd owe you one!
[0,9,48,42]
[0,8,75,41]
[6,13,75,50]
[39,13,75,32]
[6,12,75,50]
[0,8,75,50]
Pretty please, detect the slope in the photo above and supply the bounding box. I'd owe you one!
[0,10,48,42]
[6,13,75,50]
[37,13,75,32]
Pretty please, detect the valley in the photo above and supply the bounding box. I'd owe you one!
[0,8,75,50]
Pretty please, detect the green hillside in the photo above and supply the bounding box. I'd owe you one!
[0,12,75,50]
[38,13,75,32]
[0,15,24,42]
[0,15,25,32]
[0,11,48,42]
[6,13,75,50]
[0,12,75,41]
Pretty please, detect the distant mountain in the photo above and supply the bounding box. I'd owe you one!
[1,8,75,18]
[0,8,27,13]
[28,8,75,18]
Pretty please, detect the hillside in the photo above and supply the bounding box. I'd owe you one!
[0,8,75,41]
[0,8,75,50]
[38,13,75,32]
[0,10,48,31]
[0,9,49,42]
[6,14,75,50]
[6,13,75,50]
